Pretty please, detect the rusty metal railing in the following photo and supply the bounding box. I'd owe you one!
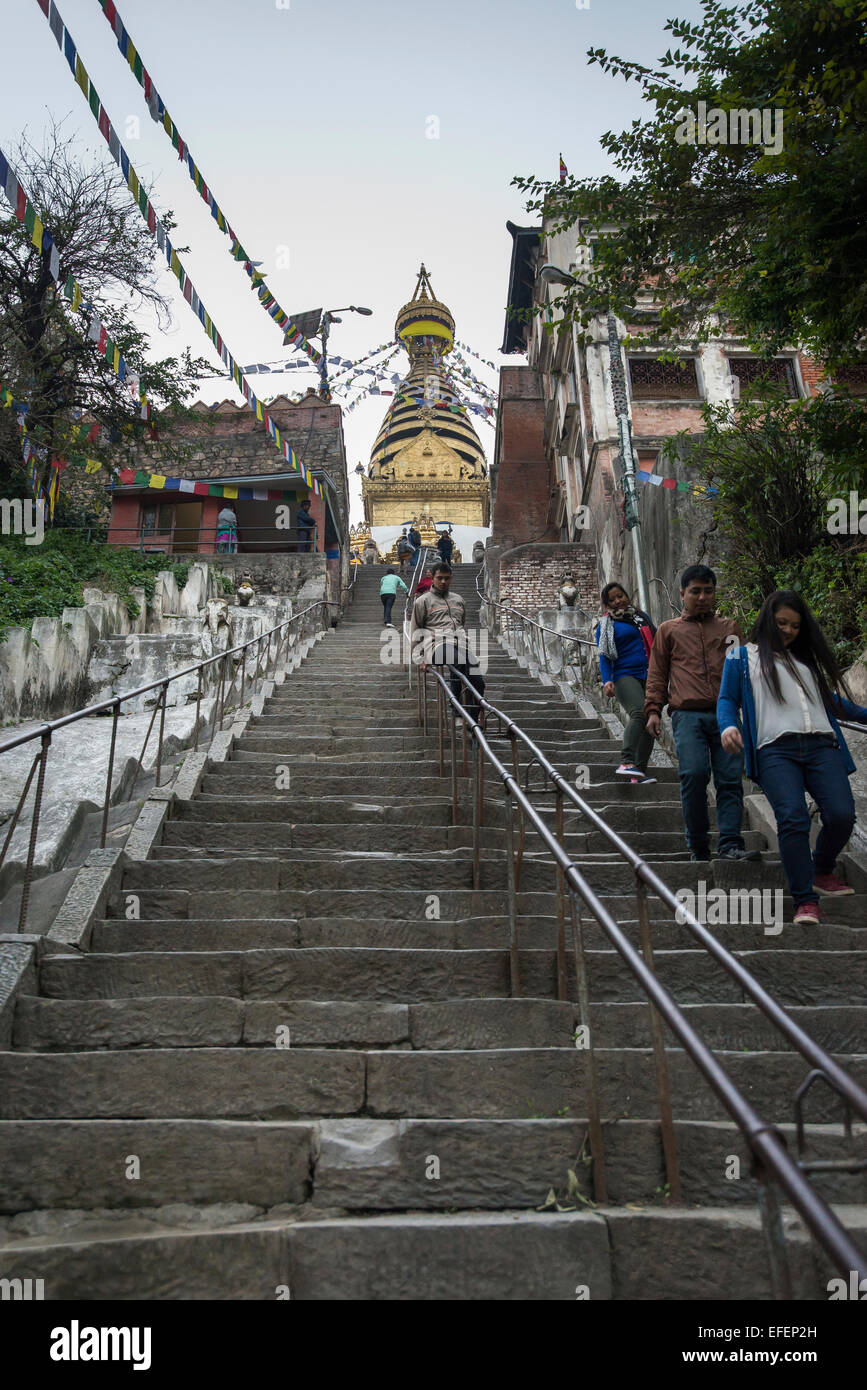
[419,660,867,1296]
[0,599,336,933]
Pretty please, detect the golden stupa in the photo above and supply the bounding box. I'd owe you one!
[361,266,491,538]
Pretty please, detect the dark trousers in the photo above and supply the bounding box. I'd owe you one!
[614,675,653,770]
[671,708,745,854]
[381,593,396,625]
[757,733,856,906]
[298,530,312,553]
[432,636,485,718]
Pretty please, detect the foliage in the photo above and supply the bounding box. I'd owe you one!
[512,0,867,369]
[0,531,190,643]
[663,392,867,666]
[0,121,212,499]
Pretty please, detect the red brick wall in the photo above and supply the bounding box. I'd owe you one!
[492,366,559,546]
[499,543,599,616]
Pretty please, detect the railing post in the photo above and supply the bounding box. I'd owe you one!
[421,667,427,737]
[568,892,608,1204]
[509,732,525,890]
[502,788,521,997]
[437,678,444,778]
[449,693,459,825]
[635,877,683,1203]
[100,701,121,848]
[17,729,51,934]
[218,653,228,732]
[471,735,481,890]
[554,786,568,1002]
[755,1165,794,1300]
[156,681,169,786]
[193,664,203,752]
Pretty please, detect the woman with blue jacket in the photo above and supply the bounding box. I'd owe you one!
[595,581,657,784]
[717,590,867,924]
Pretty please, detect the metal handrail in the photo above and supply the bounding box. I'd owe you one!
[0,598,337,932]
[474,569,597,694]
[422,661,867,1291]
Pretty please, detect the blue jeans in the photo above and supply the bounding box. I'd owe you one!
[757,733,856,906]
[671,708,745,854]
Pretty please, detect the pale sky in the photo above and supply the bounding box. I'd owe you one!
[2,0,703,521]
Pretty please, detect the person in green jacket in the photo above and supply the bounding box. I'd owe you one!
[380,568,408,628]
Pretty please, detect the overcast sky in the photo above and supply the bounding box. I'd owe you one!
[3,0,702,520]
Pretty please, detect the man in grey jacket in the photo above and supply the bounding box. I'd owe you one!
[411,562,485,722]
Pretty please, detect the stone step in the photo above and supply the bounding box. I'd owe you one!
[119,852,785,897]
[86,915,867,956]
[170,798,694,831]
[157,821,748,859]
[0,1117,862,1218]
[2,1046,865,1123]
[12,996,574,1051]
[35,946,867,1007]
[14,991,867,1056]
[106,884,867,926]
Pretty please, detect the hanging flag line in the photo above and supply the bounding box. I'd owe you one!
[112,469,312,502]
[454,341,499,373]
[36,1,321,496]
[85,0,321,364]
[1,388,48,512]
[636,468,718,497]
[0,145,157,435]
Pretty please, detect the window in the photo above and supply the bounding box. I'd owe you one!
[628,357,700,400]
[832,365,867,397]
[140,503,174,535]
[728,357,798,398]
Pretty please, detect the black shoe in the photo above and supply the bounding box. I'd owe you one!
[690,848,711,862]
[714,846,762,862]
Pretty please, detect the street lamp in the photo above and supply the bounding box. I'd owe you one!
[318,306,372,403]
[537,263,650,614]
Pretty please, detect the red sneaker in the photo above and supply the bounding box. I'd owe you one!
[793,902,822,924]
[813,872,855,896]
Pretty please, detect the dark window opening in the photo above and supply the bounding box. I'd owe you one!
[729,357,798,397]
[628,358,700,400]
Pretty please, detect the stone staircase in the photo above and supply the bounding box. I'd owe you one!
[0,563,864,1299]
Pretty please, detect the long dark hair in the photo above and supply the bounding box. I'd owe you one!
[751,590,852,704]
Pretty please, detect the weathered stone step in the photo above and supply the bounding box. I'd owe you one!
[119,853,743,897]
[13,996,574,1052]
[35,946,867,1007]
[8,1114,855,1223]
[87,914,867,956]
[173,797,455,825]
[312,1115,867,1212]
[2,1047,865,1124]
[0,1119,314,1213]
[106,883,867,926]
[157,820,737,860]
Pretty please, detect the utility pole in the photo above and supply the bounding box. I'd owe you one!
[606,310,650,614]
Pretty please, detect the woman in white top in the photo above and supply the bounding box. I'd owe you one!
[717,591,867,924]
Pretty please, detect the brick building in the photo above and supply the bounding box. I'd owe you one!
[494,215,842,625]
[107,389,349,577]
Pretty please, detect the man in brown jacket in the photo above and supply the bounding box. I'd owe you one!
[644,564,759,862]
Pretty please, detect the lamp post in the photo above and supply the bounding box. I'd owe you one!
[537,263,650,615]
[317,306,373,403]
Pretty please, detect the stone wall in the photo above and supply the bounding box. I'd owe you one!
[495,543,599,618]
[0,555,329,723]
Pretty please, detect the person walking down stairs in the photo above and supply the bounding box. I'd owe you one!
[379,568,408,629]
[644,564,760,864]
[718,589,867,924]
[411,561,485,723]
[595,580,658,786]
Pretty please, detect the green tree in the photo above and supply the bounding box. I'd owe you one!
[513,0,867,369]
[0,122,211,501]
[664,391,867,662]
